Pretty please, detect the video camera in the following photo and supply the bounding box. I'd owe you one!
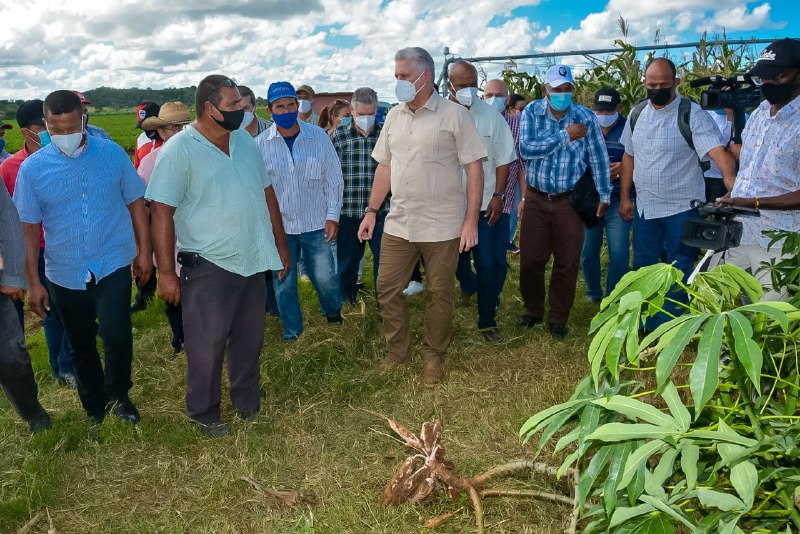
[682,199,760,252]
[690,74,762,144]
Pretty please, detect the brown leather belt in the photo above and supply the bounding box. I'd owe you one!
[527,185,572,201]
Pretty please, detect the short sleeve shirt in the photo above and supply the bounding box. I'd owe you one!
[145,125,281,277]
[465,99,517,211]
[372,92,487,242]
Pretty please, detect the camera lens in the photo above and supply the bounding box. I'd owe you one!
[701,228,718,240]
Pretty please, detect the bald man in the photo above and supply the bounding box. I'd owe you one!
[619,57,736,330]
[483,79,527,252]
[449,63,516,339]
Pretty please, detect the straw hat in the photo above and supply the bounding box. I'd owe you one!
[141,101,191,129]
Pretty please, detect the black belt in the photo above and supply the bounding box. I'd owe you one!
[527,186,572,201]
[176,252,207,268]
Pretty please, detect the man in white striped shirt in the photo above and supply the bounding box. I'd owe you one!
[256,82,345,340]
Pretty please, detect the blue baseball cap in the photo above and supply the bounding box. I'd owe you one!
[544,65,574,88]
[267,81,297,103]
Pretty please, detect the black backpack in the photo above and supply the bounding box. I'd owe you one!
[629,97,711,173]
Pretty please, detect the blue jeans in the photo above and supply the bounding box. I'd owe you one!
[633,208,699,330]
[337,213,385,304]
[580,198,632,301]
[273,229,342,339]
[456,213,510,329]
[38,252,74,378]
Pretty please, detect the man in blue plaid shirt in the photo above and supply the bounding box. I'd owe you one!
[331,87,388,304]
[517,64,611,338]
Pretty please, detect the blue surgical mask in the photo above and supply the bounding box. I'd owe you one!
[272,111,298,129]
[38,131,51,147]
[548,92,573,111]
[340,116,351,127]
[713,109,727,116]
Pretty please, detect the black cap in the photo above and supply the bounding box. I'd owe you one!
[748,38,800,80]
[594,87,621,111]
[135,102,161,129]
[16,99,45,129]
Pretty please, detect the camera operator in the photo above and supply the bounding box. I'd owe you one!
[704,107,748,202]
[712,38,800,299]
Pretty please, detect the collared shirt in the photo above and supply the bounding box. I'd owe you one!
[603,114,627,200]
[331,121,387,218]
[704,111,749,179]
[463,98,517,211]
[732,95,800,248]
[255,120,343,235]
[372,92,487,242]
[146,125,281,277]
[13,137,144,290]
[519,99,611,203]
[1,147,45,249]
[253,116,272,136]
[502,111,522,214]
[87,124,112,140]
[621,96,724,219]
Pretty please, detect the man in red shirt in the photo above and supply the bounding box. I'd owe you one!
[0,100,76,387]
[133,102,162,169]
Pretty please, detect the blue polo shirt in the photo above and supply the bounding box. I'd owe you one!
[13,137,144,290]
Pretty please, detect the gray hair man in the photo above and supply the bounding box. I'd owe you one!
[358,47,487,384]
[331,87,388,305]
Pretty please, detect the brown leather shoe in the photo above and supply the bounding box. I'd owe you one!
[378,356,408,372]
[422,355,443,386]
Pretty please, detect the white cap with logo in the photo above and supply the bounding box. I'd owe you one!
[544,65,575,88]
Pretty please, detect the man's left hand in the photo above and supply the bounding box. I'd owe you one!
[485,197,503,226]
[132,253,154,287]
[277,246,291,281]
[596,202,610,219]
[0,286,25,301]
[460,220,478,252]
[324,220,339,242]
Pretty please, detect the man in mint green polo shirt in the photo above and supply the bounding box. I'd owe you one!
[146,74,289,437]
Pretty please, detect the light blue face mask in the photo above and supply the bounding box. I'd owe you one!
[548,92,573,111]
[340,116,352,127]
[38,131,51,147]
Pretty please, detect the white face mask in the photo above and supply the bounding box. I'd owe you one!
[485,96,507,113]
[355,114,376,133]
[50,131,84,156]
[594,112,619,128]
[453,86,477,107]
[240,110,255,129]
[298,99,312,114]
[395,71,424,103]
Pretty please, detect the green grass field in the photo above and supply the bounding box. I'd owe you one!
[0,121,602,533]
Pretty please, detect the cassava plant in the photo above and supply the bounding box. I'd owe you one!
[520,259,800,533]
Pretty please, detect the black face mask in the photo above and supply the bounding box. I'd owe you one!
[212,105,244,131]
[145,129,160,141]
[647,87,673,106]
[760,77,799,106]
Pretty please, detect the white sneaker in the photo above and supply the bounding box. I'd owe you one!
[402,281,424,296]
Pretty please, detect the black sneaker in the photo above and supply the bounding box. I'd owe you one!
[326,313,343,324]
[28,412,52,433]
[548,323,569,339]
[130,293,149,313]
[236,409,259,422]
[198,422,230,438]
[518,314,543,328]
[108,398,141,424]
[171,335,184,355]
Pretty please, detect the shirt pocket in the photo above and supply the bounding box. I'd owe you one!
[301,157,322,181]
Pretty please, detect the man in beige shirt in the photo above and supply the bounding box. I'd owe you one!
[358,47,486,385]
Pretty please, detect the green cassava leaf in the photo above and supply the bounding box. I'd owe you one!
[638,494,696,530]
[730,460,758,509]
[536,402,585,455]
[655,315,709,390]
[604,442,632,514]
[680,442,700,490]
[553,426,580,454]
[606,313,633,380]
[578,444,613,508]
[717,443,748,467]
[609,503,656,528]
[652,448,679,488]
[618,440,669,491]
[737,301,790,331]
[684,429,758,447]
[696,488,746,512]
[661,382,690,432]
[589,316,619,385]
[519,398,588,442]
[727,310,763,390]
[613,512,676,534]
[587,423,677,442]
[592,395,676,428]
[689,314,724,418]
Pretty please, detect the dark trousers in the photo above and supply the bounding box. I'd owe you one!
[265,272,278,315]
[39,252,74,378]
[47,266,134,419]
[181,259,266,424]
[165,303,183,345]
[337,213,385,304]
[0,294,47,423]
[519,188,584,325]
[456,213,510,329]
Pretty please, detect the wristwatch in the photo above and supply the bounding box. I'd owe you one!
[364,206,379,216]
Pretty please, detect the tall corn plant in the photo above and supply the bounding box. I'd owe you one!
[520,260,800,533]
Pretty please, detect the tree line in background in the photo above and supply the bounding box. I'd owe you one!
[502,30,760,114]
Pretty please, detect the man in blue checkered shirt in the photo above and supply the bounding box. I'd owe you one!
[331,87,388,305]
[517,64,611,338]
